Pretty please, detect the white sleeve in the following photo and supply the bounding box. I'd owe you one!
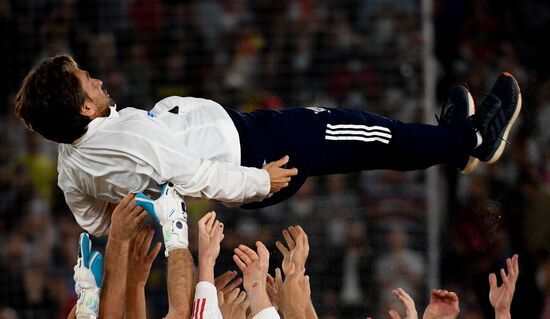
[60,176,111,237]
[253,307,280,319]
[192,282,223,319]
[111,125,270,204]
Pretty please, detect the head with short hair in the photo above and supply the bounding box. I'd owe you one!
[15,55,112,144]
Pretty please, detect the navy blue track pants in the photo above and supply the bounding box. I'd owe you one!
[225,107,476,208]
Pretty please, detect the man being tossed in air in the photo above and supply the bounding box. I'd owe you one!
[15,55,522,236]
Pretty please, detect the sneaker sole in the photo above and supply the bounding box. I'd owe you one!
[461,91,480,174]
[485,72,522,164]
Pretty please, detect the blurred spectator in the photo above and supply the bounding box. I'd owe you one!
[1,0,550,317]
[375,223,424,318]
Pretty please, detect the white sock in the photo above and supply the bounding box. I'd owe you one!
[163,219,188,256]
[475,131,483,148]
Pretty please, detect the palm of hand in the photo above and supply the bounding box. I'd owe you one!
[243,259,268,291]
[424,301,459,319]
[423,292,459,319]
[284,249,307,273]
[220,302,247,319]
[277,226,309,273]
[489,285,512,312]
[199,234,220,259]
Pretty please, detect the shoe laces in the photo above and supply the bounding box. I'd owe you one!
[472,93,501,132]
[435,103,454,125]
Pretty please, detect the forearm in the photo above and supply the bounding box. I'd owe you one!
[125,284,147,319]
[99,239,130,319]
[305,301,318,319]
[166,249,195,318]
[248,286,274,318]
[281,308,307,319]
[172,162,270,204]
[67,305,76,319]
[198,258,215,284]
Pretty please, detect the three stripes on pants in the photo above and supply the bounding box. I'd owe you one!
[325,124,392,144]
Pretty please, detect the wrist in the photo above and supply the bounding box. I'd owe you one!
[281,307,307,319]
[127,280,146,289]
[495,309,511,319]
[246,280,267,293]
[198,256,216,269]
[248,289,272,317]
[198,270,215,284]
[107,232,131,244]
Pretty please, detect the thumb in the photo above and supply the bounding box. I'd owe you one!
[217,291,225,305]
[489,273,497,290]
[388,309,402,319]
[273,155,290,167]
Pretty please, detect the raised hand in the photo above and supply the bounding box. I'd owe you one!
[215,271,243,296]
[110,193,149,242]
[422,290,460,319]
[125,227,161,319]
[198,211,225,283]
[489,254,519,318]
[388,288,418,319]
[275,263,308,319]
[127,227,161,288]
[233,242,270,292]
[276,225,310,273]
[218,286,249,319]
[233,242,272,317]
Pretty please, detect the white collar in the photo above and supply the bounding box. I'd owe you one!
[72,106,118,146]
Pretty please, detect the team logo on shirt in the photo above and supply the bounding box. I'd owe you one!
[306,107,330,114]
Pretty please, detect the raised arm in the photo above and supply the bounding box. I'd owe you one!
[233,242,279,319]
[125,227,161,319]
[275,225,317,319]
[198,211,225,284]
[489,254,519,319]
[100,193,149,319]
[135,183,194,319]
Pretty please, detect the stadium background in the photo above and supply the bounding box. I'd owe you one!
[1,0,549,318]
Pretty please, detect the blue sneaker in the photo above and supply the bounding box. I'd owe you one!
[437,85,479,174]
[135,183,189,254]
[471,72,522,163]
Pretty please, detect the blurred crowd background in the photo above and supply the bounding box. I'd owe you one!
[1,0,550,318]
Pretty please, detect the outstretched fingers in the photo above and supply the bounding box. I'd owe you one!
[233,254,247,272]
[215,271,237,290]
[205,211,217,232]
[256,241,269,260]
[282,229,295,250]
[508,254,519,285]
[393,288,417,317]
[198,211,214,231]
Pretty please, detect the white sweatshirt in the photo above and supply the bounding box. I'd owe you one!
[192,282,223,319]
[192,282,280,319]
[58,96,270,236]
